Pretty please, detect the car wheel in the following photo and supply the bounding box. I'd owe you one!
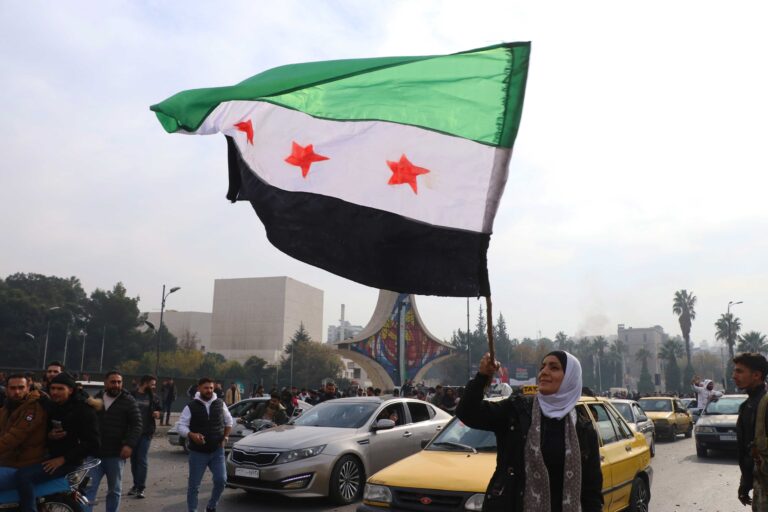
[696,443,708,458]
[684,423,693,438]
[328,455,365,505]
[628,476,650,512]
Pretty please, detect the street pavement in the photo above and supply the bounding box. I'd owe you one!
[93,422,740,512]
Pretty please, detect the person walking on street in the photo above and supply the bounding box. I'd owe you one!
[224,382,241,406]
[177,377,233,512]
[457,352,603,512]
[15,372,100,512]
[128,375,162,499]
[161,378,177,426]
[85,370,142,512]
[733,353,768,509]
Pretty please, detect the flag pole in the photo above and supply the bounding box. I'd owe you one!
[485,295,496,363]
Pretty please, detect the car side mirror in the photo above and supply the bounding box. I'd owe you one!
[373,419,396,431]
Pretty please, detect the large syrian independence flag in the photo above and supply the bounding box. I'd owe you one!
[151,43,530,297]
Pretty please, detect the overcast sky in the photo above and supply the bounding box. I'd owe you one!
[1,1,766,345]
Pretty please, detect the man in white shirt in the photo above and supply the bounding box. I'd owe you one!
[692,376,723,411]
[177,377,233,512]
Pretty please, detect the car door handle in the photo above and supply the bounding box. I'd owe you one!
[435,426,443,431]
[625,445,632,452]
[403,431,412,438]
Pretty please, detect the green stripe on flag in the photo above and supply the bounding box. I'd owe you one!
[151,43,530,148]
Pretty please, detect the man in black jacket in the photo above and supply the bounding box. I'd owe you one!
[178,377,233,512]
[127,375,162,499]
[15,372,100,512]
[84,370,142,512]
[733,352,768,507]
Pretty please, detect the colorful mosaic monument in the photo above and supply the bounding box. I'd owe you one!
[334,291,457,389]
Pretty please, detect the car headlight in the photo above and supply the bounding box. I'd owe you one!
[465,493,485,511]
[696,426,716,433]
[363,484,392,504]
[275,444,325,464]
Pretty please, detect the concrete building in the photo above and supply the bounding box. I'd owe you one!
[617,324,668,391]
[143,311,212,349]
[209,277,323,364]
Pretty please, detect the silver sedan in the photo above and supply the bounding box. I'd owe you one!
[609,398,656,457]
[226,397,451,505]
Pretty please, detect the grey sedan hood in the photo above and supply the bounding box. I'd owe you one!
[234,425,356,450]
[697,414,738,427]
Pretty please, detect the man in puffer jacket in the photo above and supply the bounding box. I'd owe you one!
[84,370,142,512]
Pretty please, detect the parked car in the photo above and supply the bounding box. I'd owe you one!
[226,397,451,505]
[167,397,313,451]
[358,395,653,512]
[694,394,747,457]
[77,381,105,398]
[610,398,656,457]
[637,397,693,441]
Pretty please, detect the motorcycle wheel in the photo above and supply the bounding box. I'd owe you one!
[40,493,82,512]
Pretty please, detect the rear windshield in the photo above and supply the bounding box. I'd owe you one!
[637,399,671,412]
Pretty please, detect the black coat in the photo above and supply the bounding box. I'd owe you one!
[456,373,603,512]
[94,390,142,457]
[131,390,162,436]
[736,385,768,496]
[46,391,100,465]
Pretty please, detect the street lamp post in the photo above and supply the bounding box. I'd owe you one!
[49,307,75,368]
[24,333,36,367]
[726,300,743,392]
[79,328,88,374]
[466,298,471,380]
[99,325,107,374]
[157,285,181,377]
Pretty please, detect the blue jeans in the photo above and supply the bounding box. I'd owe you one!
[187,448,226,512]
[85,456,125,512]
[130,434,152,490]
[0,466,17,491]
[15,463,75,512]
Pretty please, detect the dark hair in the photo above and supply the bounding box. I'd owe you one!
[140,374,157,385]
[105,370,122,379]
[6,373,28,383]
[270,392,280,400]
[544,351,568,373]
[46,361,64,370]
[198,377,214,386]
[733,353,768,381]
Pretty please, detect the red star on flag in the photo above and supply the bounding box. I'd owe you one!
[234,120,254,145]
[387,154,430,194]
[284,141,329,178]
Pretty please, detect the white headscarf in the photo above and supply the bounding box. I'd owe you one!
[537,351,582,420]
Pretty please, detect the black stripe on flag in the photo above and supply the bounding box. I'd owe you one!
[226,136,491,297]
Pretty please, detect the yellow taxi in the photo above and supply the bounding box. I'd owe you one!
[358,396,652,512]
[637,396,693,441]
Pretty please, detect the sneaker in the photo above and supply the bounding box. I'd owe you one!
[135,489,145,499]
[126,487,137,496]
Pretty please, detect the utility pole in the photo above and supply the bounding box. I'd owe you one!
[99,326,106,373]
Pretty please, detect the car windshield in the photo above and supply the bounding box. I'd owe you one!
[427,418,497,452]
[638,399,672,412]
[292,402,379,428]
[704,397,746,415]
[611,402,633,422]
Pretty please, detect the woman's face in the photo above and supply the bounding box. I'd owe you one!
[538,355,565,395]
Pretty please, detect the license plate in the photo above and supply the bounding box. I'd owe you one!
[235,467,260,479]
[720,434,736,441]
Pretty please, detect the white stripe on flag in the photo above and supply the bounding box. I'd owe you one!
[192,101,508,233]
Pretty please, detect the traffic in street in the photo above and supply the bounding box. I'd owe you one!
[105,410,742,512]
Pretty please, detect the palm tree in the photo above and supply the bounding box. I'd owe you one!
[554,331,568,350]
[715,313,742,360]
[658,338,685,393]
[672,290,697,368]
[737,331,768,354]
[635,348,655,393]
[592,336,609,392]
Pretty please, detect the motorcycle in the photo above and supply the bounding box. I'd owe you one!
[0,458,100,511]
